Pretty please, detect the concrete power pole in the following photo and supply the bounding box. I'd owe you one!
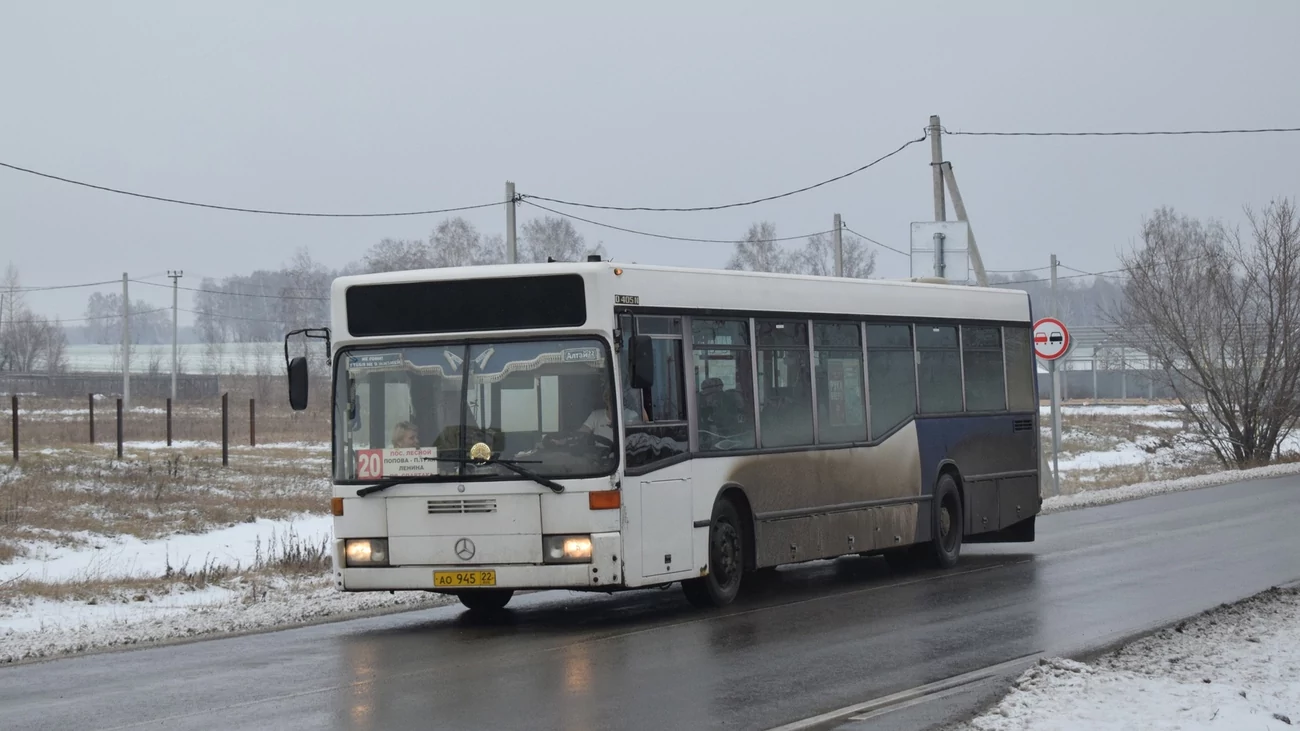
[833,213,843,277]
[940,163,990,287]
[929,115,945,222]
[121,272,130,411]
[505,181,517,264]
[168,270,183,402]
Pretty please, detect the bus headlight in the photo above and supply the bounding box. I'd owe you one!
[543,535,593,563]
[345,539,389,567]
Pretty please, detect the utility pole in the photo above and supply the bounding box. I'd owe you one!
[940,162,990,287]
[121,273,130,412]
[929,115,945,222]
[833,213,843,276]
[168,270,183,403]
[505,181,517,264]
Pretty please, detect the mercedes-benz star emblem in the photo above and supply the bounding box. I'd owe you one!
[454,538,476,561]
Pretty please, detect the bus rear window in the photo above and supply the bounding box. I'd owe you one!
[346,274,587,336]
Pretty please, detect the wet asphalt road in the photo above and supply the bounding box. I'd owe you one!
[3,477,1299,731]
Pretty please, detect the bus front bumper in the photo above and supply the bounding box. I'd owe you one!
[333,532,623,592]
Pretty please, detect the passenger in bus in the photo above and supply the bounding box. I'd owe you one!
[392,421,420,448]
[582,382,642,441]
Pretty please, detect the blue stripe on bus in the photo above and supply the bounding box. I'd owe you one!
[914,414,1039,495]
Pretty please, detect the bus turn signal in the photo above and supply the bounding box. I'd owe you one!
[588,490,620,510]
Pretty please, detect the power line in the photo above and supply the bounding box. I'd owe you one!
[179,307,289,324]
[985,265,1052,274]
[520,136,927,213]
[10,279,121,293]
[4,307,170,325]
[948,126,1300,138]
[840,226,909,258]
[131,279,327,302]
[993,254,1212,286]
[0,161,505,218]
[522,200,837,245]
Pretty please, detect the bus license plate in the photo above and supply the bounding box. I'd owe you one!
[434,570,496,587]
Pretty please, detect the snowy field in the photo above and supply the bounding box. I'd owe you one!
[3,401,1300,665]
[951,585,1300,730]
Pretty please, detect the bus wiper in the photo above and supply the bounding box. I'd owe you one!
[356,474,441,497]
[485,458,566,494]
[355,456,475,496]
[355,453,564,497]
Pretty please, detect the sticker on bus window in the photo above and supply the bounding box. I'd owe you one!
[356,447,438,479]
[348,353,403,370]
[562,347,601,363]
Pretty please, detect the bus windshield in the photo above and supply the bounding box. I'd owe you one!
[334,338,619,482]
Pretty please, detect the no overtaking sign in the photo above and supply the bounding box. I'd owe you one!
[1033,317,1070,361]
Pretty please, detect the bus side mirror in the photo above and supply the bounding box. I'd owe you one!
[630,335,654,389]
[288,356,309,411]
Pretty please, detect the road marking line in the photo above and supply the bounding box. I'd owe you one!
[765,653,1042,731]
[846,682,979,722]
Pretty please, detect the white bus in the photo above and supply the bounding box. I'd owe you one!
[285,260,1041,612]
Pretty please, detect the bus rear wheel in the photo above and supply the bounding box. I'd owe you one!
[925,473,963,569]
[457,589,514,613]
[682,499,744,608]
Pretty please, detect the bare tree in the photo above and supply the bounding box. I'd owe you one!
[989,271,1125,326]
[364,237,432,273]
[727,222,790,273]
[83,292,170,344]
[519,216,605,263]
[1113,201,1300,467]
[279,248,331,332]
[796,231,877,278]
[0,265,68,373]
[429,218,505,267]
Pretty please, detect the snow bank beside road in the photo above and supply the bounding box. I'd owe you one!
[953,586,1300,730]
[0,515,334,583]
[1042,462,1300,514]
[0,576,451,665]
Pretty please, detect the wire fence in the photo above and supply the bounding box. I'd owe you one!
[2,383,331,465]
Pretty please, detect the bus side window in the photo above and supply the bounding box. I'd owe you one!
[624,316,689,470]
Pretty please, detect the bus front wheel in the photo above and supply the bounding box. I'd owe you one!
[457,589,514,613]
[682,499,744,608]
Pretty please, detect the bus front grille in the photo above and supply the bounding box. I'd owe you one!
[426,498,498,515]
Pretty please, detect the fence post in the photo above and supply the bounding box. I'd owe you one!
[116,397,123,460]
[10,395,17,463]
[249,398,256,447]
[221,392,229,466]
[166,397,173,447]
[89,393,95,444]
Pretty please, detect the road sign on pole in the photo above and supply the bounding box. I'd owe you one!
[909,221,971,282]
[1033,317,1070,498]
[1032,317,1070,361]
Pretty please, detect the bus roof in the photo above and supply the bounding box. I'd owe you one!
[331,261,1032,332]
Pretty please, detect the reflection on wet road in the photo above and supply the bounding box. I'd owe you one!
[4,478,1299,731]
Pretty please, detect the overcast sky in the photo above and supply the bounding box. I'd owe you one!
[3,0,1298,324]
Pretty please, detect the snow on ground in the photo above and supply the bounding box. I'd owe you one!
[951,586,1300,731]
[0,576,452,665]
[1055,442,1151,472]
[0,515,333,584]
[1039,403,1177,417]
[120,439,328,451]
[1042,461,1300,514]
